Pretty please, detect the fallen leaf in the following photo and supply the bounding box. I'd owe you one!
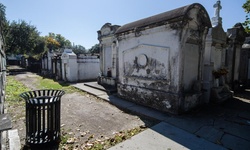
[66,138,75,144]
[80,132,86,137]
[86,143,93,147]
[88,135,94,140]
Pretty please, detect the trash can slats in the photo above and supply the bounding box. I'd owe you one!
[20,89,64,148]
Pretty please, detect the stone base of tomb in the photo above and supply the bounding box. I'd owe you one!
[211,85,233,103]
[97,76,117,87]
[182,92,203,112]
[117,83,205,114]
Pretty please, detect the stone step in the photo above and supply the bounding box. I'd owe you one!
[8,129,21,150]
[84,82,117,94]
[1,131,7,150]
[0,114,12,132]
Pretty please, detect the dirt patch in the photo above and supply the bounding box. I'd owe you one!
[7,71,157,149]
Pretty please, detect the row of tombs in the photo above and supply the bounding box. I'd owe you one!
[96,2,248,114]
[41,2,250,114]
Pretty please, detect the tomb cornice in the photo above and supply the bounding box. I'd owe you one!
[115,3,211,35]
[211,28,227,46]
[227,23,246,45]
[97,23,121,41]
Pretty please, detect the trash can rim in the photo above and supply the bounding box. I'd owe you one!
[19,89,65,98]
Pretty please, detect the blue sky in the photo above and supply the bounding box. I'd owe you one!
[1,0,246,49]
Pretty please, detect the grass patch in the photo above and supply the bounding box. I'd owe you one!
[60,128,75,150]
[6,76,31,105]
[5,76,29,121]
[84,126,146,150]
[60,129,70,145]
[36,76,82,94]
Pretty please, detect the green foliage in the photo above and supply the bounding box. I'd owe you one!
[45,32,72,51]
[72,44,87,55]
[6,76,30,104]
[243,0,250,32]
[38,77,64,89]
[5,20,45,56]
[89,44,100,54]
[37,76,79,93]
[32,36,47,59]
[1,2,87,58]
[55,34,71,48]
[1,13,46,59]
[0,3,6,23]
[0,3,8,43]
[60,129,70,145]
[6,75,81,105]
[45,36,60,51]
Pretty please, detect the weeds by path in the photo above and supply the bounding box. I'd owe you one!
[6,76,30,105]
[5,76,30,146]
[6,75,153,150]
[36,76,80,93]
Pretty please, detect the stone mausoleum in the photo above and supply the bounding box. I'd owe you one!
[115,3,211,114]
[97,1,241,114]
[97,23,120,86]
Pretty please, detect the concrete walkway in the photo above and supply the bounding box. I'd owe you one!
[109,122,226,150]
[72,82,250,150]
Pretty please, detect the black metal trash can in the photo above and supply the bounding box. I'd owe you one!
[20,89,65,148]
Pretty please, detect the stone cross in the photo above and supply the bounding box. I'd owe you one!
[213,0,222,17]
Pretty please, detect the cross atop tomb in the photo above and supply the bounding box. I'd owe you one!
[213,0,222,17]
[212,0,223,27]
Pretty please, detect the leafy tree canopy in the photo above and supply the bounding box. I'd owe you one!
[32,36,46,59]
[5,20,44,57]
[1,2,88,59]
[88,44,100,54]
[0,3,8,43]
[45,32,72,52]
[243,0,250,32]
[72,44,87,55]
[45,36,60,51]
[0,3,6,23]
[55,34,71,48]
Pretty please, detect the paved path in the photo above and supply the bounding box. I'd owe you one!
[72,82,250,150]
[109,122,226,150]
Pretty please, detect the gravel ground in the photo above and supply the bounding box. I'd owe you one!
[7,69,157,149]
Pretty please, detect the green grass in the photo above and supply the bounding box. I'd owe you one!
[5,76,30,121]
[6,76,31,104]
[6,75,84,104]
[38,77,65,89]
[36,76,82,94]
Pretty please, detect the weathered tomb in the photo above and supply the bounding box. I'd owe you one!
[203,0,233,103]
[226,23,246,90]
[115,3,211,114]
[61,49,100,82]
[241,36,250,87]
[41,50,60,77]
[97,23,120,86]
[61,49,78,82]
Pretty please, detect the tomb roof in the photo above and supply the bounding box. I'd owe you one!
[116,3,211,34]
